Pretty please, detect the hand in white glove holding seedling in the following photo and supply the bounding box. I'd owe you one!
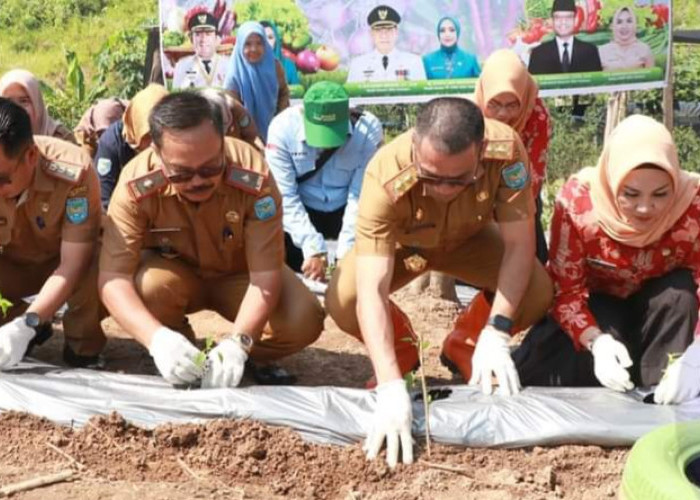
[148,326,204,386]
[469,325,521,396]
[589,333,634,392]
[0,317,36,370]
[364,379,413,468]
[655,340,700,405]
[201,337,249,389]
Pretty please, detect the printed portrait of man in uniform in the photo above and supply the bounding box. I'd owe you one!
[346,4,426,83]
[172,12,229,89]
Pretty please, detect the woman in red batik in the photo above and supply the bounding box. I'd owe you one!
[441,49,552,381]
[514,115,700,405]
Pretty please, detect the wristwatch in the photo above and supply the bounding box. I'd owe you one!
[23,312,41,330]
[487,314,513,334]
[23,312,53,352]
[231,333,253,353]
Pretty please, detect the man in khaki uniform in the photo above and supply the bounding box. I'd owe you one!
[0,98,105,370]
[98,92,324,388]
[325,97,553,468]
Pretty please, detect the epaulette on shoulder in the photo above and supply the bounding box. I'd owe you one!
[225,165,265,194]
[483,139,516,162]
[383,165,418,202]
[43,160,84,185]
[128,169,169,201]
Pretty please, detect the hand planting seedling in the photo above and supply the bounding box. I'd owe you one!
[193,336,222,370]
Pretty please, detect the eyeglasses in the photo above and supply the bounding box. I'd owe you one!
[412,145,482,187]
[486,99,521,114]
[0,147,28,186]
[160,149,226,184]
[415,165,480,187]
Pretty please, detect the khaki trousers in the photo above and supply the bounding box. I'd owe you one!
[326,223,553,336]
[0,254,106,356]
[134,252,325,361]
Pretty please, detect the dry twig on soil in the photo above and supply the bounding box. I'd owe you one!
[0,469,75,497]
[419,459,474,479]
[46,442,86,470]
[86,420,127,451]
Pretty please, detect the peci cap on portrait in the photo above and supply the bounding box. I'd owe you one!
[367,5,401,28]
[188,12,217,33]
[551,0,576,13]
[303,82,350,149]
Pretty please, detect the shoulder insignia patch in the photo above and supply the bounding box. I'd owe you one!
[254,196,277,220]
[238,115,251,129]
[501,161,528,190]
[65,197,88,224]
[128,170,169,201]
[44,161,83,184]
[225,166,265,194]
[383,165,418,202]
[96,157,112,176]
[483,140,515,162]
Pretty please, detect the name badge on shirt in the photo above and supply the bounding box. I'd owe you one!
[586,258,618,269]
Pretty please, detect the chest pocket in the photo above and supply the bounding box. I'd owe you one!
[399,221,440,249]
[293,154,316,177]
[144,227,189,259]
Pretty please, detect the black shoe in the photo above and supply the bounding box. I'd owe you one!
[63,344,105,369]
[245,360,297,385]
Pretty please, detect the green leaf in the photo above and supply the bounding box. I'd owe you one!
[0,296,12,317]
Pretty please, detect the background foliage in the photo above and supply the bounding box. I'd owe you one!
[0,0,697,190]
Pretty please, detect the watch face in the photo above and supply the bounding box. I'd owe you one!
[24,312,41,329]
[236,333,253,349]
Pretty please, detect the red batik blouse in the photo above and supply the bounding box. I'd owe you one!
[548,176,700,349]
[520,97,550,197]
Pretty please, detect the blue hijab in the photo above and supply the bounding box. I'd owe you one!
[260,20,300,85]
[223,21,279,141]
[437,16,461,55]
[423,16,480,79]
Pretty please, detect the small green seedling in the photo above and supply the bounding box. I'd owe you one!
[194,336,217,369]
[402,335,433,457]
[0,295,12,317]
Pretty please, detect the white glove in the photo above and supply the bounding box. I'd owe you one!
[590,333,634,392]
[469,326,521,396]
[148,327,203,386]
[654,341,700,405]
[201,338,248,389]
[364,379,413,468]
[0,317,36,369]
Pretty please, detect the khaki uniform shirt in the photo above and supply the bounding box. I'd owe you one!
[100,137,284,278]
[0,136,101,264]
[355,118,534,256]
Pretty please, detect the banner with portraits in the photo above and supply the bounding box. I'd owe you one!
[159,0,672,103]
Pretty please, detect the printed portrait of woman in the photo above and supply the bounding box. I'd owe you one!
[423,16,481,79]
[599,7,655,71]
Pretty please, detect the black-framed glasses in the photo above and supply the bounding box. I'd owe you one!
[0,146,28,186]
[160,148,226,184]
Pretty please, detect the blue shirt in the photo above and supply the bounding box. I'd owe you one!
[265,106,383,260]
[94,120,136,210]
[423,49,481,79]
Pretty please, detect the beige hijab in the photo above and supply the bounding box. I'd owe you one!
[0,69,60,136]
[474,49,538,134]
[122,84,168,150]
[575,115,700,248]
[612,7,638,46]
